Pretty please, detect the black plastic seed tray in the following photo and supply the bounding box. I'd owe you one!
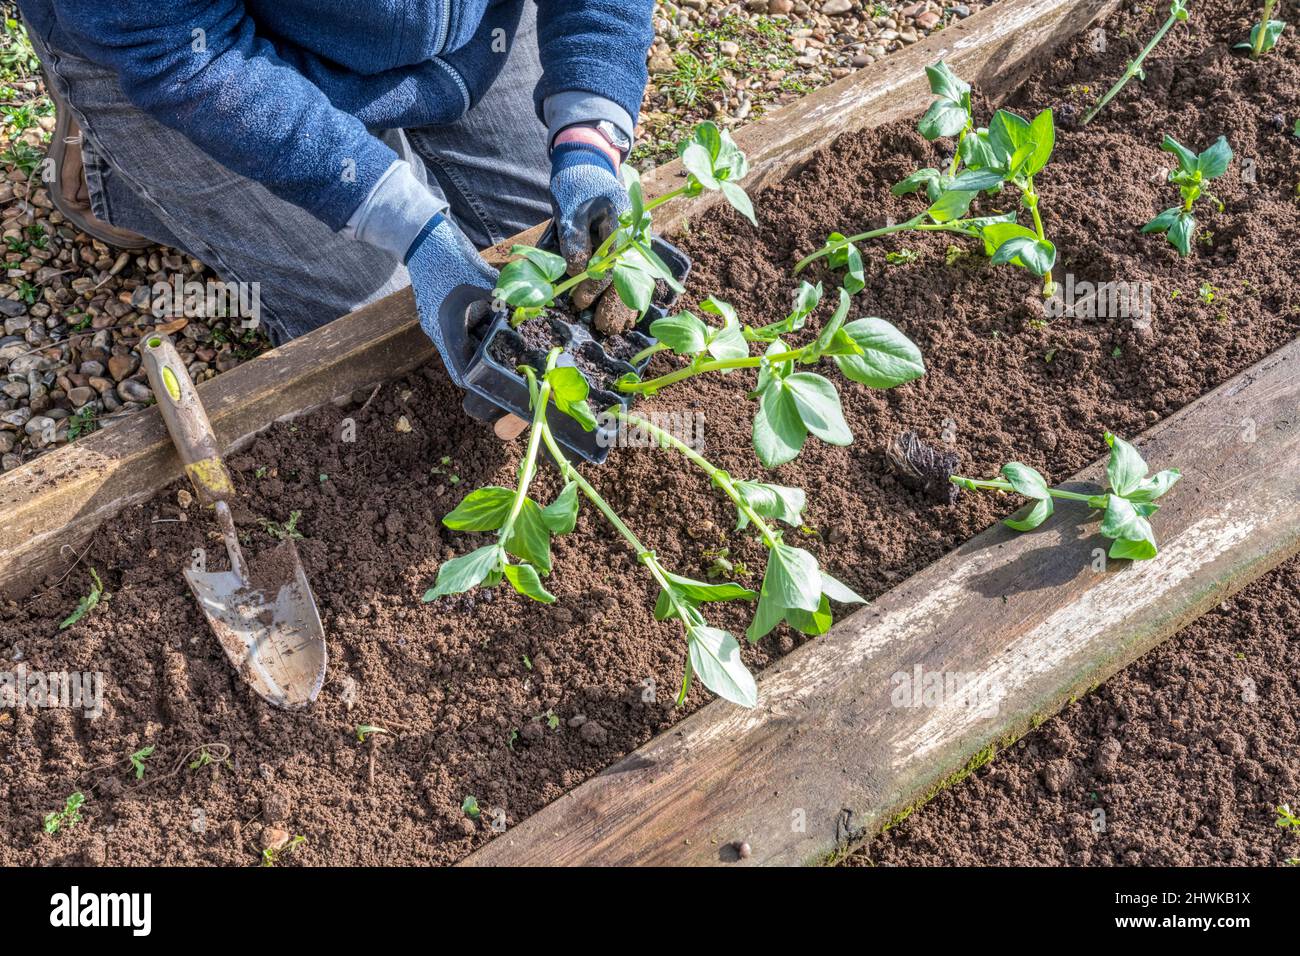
[435,234,691,464]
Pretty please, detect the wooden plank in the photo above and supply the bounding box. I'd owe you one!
[0,0,1113,599]
[462,336,1300,867]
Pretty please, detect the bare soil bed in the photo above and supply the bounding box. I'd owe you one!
[851,552,1300,866]
[2,0,1297,865]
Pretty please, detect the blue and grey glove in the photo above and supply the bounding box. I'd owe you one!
[405,213,498,387]
[548,142,630,314]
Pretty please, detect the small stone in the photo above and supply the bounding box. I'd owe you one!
[768,0,794,11]
[107,353,137,381]
[261,789,293,825]
[394,415,412,433]
[578,720,607,745]
[822,0,853,14]
[1,381,28,400]
[567,714,588,728]
[719,40,740,57]
[24,414,54,436]
[737,841,752,859]
[116,379,153,403]
[261,826,291,852]
[0,298,26,317]
[68,386,95,407]
[916,11,940,29]
[953,4,972,17]
[177,488,194,509]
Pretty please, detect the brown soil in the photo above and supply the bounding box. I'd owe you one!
[2,0,1297,866]
[850,552,1300,866]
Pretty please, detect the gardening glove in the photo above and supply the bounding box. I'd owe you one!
[405,213,499,388]
[549,139,631,327]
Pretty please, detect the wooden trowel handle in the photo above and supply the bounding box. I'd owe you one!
[141,333,235,506]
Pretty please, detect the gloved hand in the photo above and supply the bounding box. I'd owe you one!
[405,213,498,387]
[548,140,635,332]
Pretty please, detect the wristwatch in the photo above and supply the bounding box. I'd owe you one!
[590,120,631,159]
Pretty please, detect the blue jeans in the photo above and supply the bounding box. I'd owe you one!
[29,2,551,345]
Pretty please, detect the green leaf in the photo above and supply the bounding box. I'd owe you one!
[826,234,866,294]
[650,311,710,355]
[950,168,1006,192]
[764,543,823,612]
[1100,495,1158,560]
[785,373,852,446]
[612,260,656,314]
[504,562,556,603]
[708,318,750,362]
[510,244,567,282]
[663,571,758,607]
[681,140,721,190]
[960,130,1002,170]
[494,259,554,309]
[999,462,1054,531]
[1141,206,1183,234]
[990,236,1056,275]
[541,481,580,534]
[820,572,866,605]
[926,189,977,223]
[989,109,1032,160]
[1024,108,1055,176]
[893,167,943,197]
[784,594,834,636]
[1167,214,1196,256]
[752,381,807,468]
[979,220,1038,257]
[1160,135,1199,175]
[1128,469,1181,503]
[809,287,852,359]
[919,98,970,139]
[834,318,926,388]
[733,480,807,529]
[925,60,970,102]
[1196,136,1233,180]
[547,365,597,430]
[1105,431,1148,497]
[443,486,515,531]
[503,499,552,574]
[688,627,757,707]
[721,180,757,225]
[423,544,503,601]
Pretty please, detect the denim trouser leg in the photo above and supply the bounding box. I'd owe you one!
[26,0,551,346]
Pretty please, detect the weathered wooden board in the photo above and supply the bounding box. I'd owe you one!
[0,0,1116,599]
[463,336,1300,867]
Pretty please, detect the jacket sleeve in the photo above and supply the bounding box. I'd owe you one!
[47,0,433,235]
[533,0,654,146]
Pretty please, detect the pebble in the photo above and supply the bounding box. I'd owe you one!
[579,720,608,744]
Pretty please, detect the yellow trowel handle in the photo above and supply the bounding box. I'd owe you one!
[141,333,235,506]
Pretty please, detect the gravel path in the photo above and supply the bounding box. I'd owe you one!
[0,0,990,473]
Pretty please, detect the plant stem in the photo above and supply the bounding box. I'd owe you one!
[950,475,1107,507]
[616,409,781,548]
[1081,6,1186,126]
[497,352,558,547]
[618,347,806,395]
[630,341,670,365]
[1252,0,1278,57]
[947,124,971,177]
[644,186,688,213]
[1023,177,1056,297]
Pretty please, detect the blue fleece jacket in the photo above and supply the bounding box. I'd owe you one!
[19,0,653,257]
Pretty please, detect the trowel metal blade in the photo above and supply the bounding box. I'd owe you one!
[184,541,327,709]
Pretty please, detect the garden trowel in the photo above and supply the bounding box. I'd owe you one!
[141,334,327,709]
